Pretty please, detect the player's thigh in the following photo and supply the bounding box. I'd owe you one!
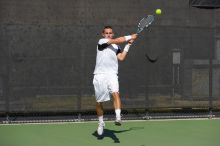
[93,75,110,101]
[107,74,119,93]
[93,75,107,93]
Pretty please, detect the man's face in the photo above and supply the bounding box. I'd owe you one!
[102,28,114,39]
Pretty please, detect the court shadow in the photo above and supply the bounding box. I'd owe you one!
[92,127,144,143]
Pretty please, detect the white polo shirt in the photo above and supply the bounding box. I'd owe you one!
[93,38,121,75]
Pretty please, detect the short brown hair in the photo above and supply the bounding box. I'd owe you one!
[102,26,113,33]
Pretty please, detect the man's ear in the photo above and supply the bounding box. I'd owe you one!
[102,33,105,37]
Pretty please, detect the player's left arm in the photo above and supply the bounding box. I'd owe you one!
[117,40,134,61]
[117,51,127,61]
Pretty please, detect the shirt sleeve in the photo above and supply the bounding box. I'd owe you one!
[97,38,110,51]
[116,45,122,55]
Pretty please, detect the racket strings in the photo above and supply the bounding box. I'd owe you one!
[137,15,154,34]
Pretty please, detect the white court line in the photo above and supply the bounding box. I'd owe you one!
[0,117,220,126]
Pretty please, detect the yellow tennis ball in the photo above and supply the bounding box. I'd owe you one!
[155,9,162,15]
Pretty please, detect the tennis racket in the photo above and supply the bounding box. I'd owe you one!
[136,15,158,62]
[136,15,154,34]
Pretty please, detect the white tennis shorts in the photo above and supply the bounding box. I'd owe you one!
[93,74,119,102]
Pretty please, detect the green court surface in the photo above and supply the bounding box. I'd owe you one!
[0,119,220,146]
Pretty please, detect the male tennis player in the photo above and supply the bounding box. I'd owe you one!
[93,26,137,135]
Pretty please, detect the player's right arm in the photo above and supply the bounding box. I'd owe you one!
[97,34,137,51]
[107,34,137,45]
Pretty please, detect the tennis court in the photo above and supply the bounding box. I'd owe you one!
[1,1,220,146]
[1,119,219,146]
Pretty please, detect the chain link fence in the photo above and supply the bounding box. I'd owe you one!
[0,0,220,122]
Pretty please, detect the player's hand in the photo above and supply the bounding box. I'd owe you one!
[128,39,134,45]
[131,34,138,40]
